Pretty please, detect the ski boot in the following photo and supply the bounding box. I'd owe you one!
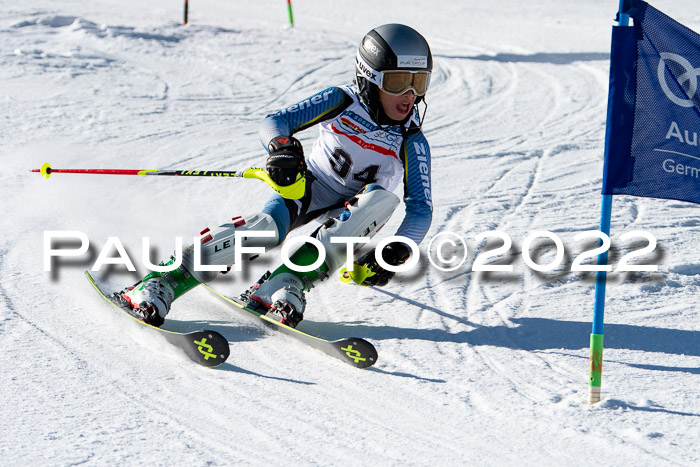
[246,271,307,328]
[116,277,174,327]
[114,258,201,327]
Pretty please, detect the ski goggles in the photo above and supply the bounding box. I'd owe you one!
[380,70,431,96]
[357,53,431,96]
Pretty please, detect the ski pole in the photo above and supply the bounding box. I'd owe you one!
[31,162,305,199]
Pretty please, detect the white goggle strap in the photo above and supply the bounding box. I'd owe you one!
[355,52,383,87]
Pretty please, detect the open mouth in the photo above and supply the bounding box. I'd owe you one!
[397,102,411,115]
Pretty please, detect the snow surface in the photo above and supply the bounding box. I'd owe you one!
[2,0,700,464]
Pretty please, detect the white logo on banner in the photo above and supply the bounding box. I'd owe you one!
[658,52,700,108]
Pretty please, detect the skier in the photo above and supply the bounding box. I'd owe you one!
[116,23,433,329]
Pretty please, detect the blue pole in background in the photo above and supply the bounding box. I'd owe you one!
[588,0,631,404]
[592,195,613,336]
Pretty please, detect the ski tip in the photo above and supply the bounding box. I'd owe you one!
[333,338,378,369]
[187,330,231,367]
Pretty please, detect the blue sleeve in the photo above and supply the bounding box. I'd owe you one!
[259,86,351,151]
[396,132,433,245]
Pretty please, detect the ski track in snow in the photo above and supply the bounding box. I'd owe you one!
[2,1,700,465]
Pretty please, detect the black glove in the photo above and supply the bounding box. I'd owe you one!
[357,241,412,287]
[266,135,306,187]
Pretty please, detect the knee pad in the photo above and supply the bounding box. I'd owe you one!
[182,213,279,282]
[315,186,399,273]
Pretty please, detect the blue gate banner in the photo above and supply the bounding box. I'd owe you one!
[602,1,700,203]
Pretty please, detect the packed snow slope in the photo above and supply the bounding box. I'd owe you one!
[2,0,700,464]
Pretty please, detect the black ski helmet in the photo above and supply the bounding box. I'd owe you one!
[355,24,433,126]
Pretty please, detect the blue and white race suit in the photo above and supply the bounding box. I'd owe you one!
[259,84,432,246]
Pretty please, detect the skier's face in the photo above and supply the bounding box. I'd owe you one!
[378,89,416,121]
